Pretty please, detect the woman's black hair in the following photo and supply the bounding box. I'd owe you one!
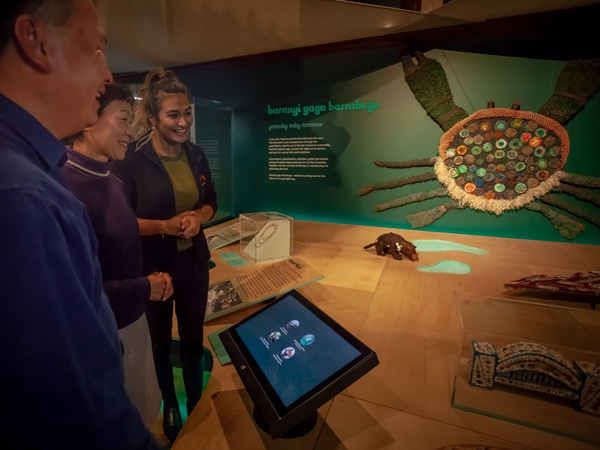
[97,81,135,116]
[67,81,134,144]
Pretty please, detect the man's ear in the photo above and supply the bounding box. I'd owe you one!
[13,15,52,73]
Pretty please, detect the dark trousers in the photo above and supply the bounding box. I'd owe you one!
[146,247,209,414]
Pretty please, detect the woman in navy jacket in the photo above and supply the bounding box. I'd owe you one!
[112,67,217,443]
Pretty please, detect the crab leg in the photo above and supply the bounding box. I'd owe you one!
[402,51,468,132]
[374,187,448,212]
[539,193,600,229]
[524,201,585,240]
[359,157,437,195]
[562,173,600,190]
[538,59,600,125]
[373,157,437,169]
[551,184,600,208]
[359,172,437,196]
[407,201,457,228]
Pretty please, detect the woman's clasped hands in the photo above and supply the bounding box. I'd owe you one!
[157,211,201,240]
[148,272,173,301]
[178,210,201,240]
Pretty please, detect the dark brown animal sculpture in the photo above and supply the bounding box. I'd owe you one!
[363,232,419,261]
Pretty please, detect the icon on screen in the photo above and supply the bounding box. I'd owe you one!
[300,334,315,346]
[267,331,281,342]
[281,347,295,359]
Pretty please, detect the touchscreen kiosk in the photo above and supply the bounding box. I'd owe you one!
[219,289,379,439]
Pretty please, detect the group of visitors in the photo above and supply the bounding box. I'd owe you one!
[0,1,216,448]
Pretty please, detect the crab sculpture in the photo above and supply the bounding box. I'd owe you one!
[359,51,600,239]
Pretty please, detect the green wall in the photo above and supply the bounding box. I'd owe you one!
[231,49,600,244]
[193,100,234,224]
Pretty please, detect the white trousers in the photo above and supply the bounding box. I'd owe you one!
[118,313,162,428]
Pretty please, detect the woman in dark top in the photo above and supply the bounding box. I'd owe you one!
[112,68,217,443]
[62,82,172,428]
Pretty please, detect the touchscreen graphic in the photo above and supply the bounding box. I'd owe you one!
[234,294,361,407]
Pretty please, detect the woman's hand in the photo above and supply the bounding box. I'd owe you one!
[178,211,200,239]
[144,206,213,239]
[153,212,197,238]
[147,272,173,301]
[156,212,190,237]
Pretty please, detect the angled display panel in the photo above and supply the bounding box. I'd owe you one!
[219,289,379,438]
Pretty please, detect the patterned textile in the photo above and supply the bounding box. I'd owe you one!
[505,271,600,295]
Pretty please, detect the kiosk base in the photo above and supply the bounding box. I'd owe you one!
[254,408,318,439]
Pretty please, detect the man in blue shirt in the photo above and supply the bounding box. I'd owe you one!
[0,1,160,448]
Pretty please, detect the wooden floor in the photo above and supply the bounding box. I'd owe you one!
[164,219,600,450]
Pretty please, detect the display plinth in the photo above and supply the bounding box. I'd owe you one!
[239,212,292,263]
[452,292,600,446]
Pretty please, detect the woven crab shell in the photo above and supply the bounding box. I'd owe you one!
[436,108,570,215]
[359,53,600,240]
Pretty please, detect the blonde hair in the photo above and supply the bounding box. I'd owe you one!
[133,67,191,144]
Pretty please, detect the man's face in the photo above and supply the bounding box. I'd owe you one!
[44,0,113,138]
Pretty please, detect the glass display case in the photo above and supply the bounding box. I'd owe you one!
[453,292,600,446]
[239,212,293,263]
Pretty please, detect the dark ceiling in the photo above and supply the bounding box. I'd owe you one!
[115,2,599,84]
[111,2,600,111]
[105,0,600,78]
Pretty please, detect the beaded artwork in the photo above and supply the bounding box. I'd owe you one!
[504,270,600,309]
[469,340,600,415]
[436,109,568,215]
[360,52,600,240]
